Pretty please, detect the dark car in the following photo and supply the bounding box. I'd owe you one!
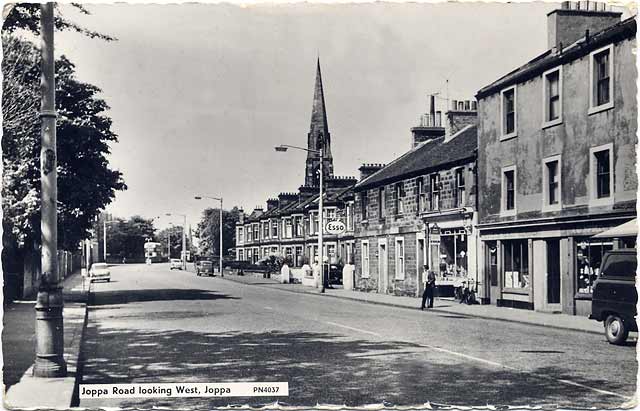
[590,250,637,345]
[196,260,214,277]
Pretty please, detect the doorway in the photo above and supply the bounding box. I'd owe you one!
[378,240,388,293]
[417,237,426,297]
[546,239,561,308]
[486,241,498,304]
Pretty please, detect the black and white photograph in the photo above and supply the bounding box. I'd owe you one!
[1,1,638,409]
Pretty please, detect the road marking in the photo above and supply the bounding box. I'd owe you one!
[324,321,383,337]
[324,321,630,400]
[264,306,273,310]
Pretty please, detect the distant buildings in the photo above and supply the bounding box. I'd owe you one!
[235,1,637,317]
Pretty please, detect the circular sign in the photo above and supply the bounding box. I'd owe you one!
[325,220,346,235]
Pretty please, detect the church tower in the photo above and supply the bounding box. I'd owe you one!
[304,58,334,188]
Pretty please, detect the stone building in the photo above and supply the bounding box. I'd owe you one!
[353,98,479,298]
[476,2,637,315]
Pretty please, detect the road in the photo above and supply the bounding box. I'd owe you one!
[79,263,637,408]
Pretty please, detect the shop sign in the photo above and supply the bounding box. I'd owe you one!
[325,220,346,235]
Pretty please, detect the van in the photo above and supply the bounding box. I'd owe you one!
[590,250,637,345]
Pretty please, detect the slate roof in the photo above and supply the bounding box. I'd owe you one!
[476,16,636,100]
[355,125,477,191]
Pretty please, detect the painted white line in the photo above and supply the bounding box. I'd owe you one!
[324,321,630,400]
[264,306,273,310]
[324,321,383,337]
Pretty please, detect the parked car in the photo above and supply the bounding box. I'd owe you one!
[196,260,214,276]
[590,250,637,345]
[88,263,111,283]
[170,258,182,270]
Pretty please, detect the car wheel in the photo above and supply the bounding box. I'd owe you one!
[107,279,110,283]
[605,314,629,345]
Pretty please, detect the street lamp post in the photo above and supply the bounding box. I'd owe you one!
[34,2,67,378]
[166,213,187,270]
[275,133,325,293]
[194,196,223,277]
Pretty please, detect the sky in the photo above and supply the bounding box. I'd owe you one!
[48,1,629,229]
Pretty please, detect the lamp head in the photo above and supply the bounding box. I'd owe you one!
[275,146,288,152]
[194,196,202,200]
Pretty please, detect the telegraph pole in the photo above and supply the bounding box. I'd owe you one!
[34,2,67,377]
[219,198,223,277]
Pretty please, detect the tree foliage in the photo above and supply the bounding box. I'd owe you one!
[2,3,116,41]
[195,207,240,257]
[103,215,156,261]
[2,35,126,251]
[157,225,192,259]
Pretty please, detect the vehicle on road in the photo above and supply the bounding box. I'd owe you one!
[89,263,111,283]
[196,260,214,276]
[328,263,343,286]
[170,258,183,270]
[590,250,637,345]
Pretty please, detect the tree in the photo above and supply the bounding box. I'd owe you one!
[2,35,126,252]
[102,216,156,262]
[2,3,116,41]
[157,225,192,259]
[195,207,240,257]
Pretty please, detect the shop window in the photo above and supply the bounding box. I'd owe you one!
[502,239,529,289]
[439,231,468,277]
[576,239,613,294]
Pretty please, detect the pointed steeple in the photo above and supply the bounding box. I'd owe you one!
[305,58,334,188]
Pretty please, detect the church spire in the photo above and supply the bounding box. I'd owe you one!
[305,58,334,188]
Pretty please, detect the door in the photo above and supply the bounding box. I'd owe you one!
[417,238,426,297]
[378,241,388,293]
[486,241,499,305]
[546,239,561,308]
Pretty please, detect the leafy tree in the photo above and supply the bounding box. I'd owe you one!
[195,207,240,257]
[2,3,116,41]
[157,225,192,259]
[102,215,156,261]
[2,35,126,251]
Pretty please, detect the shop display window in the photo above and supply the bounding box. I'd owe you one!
[503,239,529,289]
[576,239,613,294]
[437,230,468,277]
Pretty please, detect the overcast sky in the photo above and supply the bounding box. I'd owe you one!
[51,1,622,229]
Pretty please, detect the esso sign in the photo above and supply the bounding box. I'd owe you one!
[325,220,346,235]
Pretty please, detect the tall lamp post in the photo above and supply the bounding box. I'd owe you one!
[275,133,325,293]
[194,196,223,277]
[166,213,187,270]
[34,2,67,377]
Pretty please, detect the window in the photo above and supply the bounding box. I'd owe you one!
[284,218,292,238]
[589,144,613,206]
[238,249,244,261]
[395,238,405,280]
[326,244,336,262]
[501,166,516,215]
[503,239,529,289]
[361,192,368,221]
[293,216,303,237]
[454,168,466,208]
[361,241,370,278]
[253,224,259,241]
[246,226,252,242]
[311,212,319,234]
[271,220,278,238]
[238,227,244,243]
[428,174,440,211]
[542,155,562,212]
[576,238,613,293]
[590,45,613,113]
[346,202,354,230]
[416,177,424,214]
[325,208,336,221]
[378,187,386,219]
[543,67,562,126]
[263,221,269,239]
[395,183,405,214]
[501,86,517,139]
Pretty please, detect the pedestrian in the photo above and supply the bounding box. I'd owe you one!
[421,264,436,310]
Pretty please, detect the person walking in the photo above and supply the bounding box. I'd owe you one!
[421,265,436,310]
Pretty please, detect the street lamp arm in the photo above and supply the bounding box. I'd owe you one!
[275,144,320,154]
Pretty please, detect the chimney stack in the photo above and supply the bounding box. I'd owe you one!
[547,1,621,50]
[444,99,477,143]
[359,163,385,181]
[411,94,445,148]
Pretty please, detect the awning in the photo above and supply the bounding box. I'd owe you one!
[592,219,638,238]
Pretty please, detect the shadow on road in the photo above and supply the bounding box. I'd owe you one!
[80,323,631,409]
[89,289,239,306]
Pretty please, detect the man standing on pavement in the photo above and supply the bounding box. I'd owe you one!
[421,265,436,310]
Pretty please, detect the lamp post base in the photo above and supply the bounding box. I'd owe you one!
[33,287,67,378]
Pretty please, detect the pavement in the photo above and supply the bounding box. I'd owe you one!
[217,270,606,335]
[3,270,90,409]
[79,263,636,409]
